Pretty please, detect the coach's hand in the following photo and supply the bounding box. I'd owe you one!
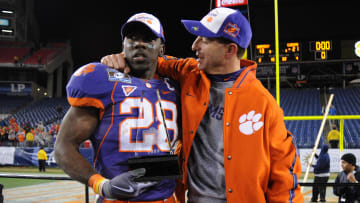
[89,168,158,200]
[100,53,130,74]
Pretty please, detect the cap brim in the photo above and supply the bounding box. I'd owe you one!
[181,20,218,38]
[121,21,153,38]
[121,21,165,42]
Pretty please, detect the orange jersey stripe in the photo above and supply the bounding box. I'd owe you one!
[93,82,118,166]
[68,97,105,119]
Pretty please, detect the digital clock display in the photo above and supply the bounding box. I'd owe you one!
[309,40,332,60]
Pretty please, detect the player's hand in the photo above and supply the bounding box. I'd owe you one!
[347,172,357,183]
[101,168,158,199]
[100,53,130,74]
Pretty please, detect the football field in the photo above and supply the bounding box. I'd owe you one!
[0,167,340,202]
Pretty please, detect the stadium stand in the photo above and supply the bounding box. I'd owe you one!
[0,95,33,115]
[329,87,360,148]
[2,97,69,130]
[0,47,31,63]
[271,88,323,148]
[23,44,66,65]
[0,40,33,64]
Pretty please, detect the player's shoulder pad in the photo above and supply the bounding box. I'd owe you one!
[67,62,128,97]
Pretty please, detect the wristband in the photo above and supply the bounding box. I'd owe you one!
[88,174,107,195]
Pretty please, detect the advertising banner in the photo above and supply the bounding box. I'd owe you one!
[0,147,93,167]
[299,148,360,172]
[216,0,248,7]
[0,147,15,165]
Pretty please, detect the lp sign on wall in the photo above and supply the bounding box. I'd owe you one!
[216,0,248,7]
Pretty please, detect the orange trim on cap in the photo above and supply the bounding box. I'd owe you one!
[68,97,105,119]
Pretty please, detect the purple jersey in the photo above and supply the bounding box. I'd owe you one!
[66,62,179,201]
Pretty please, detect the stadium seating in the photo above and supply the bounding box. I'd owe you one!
[0,47,31,63]
[330,87,360,148]
[3,97,69,130]
[0,95,33,114]
[271,88,322,148]
[23,48,60,65]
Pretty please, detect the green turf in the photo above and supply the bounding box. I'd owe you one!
[0,177,56,189]
[0,166,64,174]
[0,166,66,189]
[0,166,338,190]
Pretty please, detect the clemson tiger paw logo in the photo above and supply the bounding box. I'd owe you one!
[239,111,264,135]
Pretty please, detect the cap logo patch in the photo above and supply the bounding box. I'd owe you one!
[224,22,240,38]
[206,16,213,22]
[192,26,199,31]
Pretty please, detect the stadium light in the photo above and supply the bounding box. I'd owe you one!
[1,29,13,33]
[1,10,14,14]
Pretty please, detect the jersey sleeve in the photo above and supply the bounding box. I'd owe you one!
[66,62,116,117]
[157,55,199,82]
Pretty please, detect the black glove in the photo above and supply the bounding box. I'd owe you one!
[101,168,158,199]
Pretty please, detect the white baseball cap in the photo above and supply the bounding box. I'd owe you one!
[121,12,165,42]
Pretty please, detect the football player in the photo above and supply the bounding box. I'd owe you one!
[55,13,179,203]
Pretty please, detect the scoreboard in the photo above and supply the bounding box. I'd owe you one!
[255,42,300,63]
[309,40,332,60]
[254,39,360,64]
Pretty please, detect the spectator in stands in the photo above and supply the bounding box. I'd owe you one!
[0,125,6,145]
[8,127,16,146]
[37,121,44,132]
[13,56,19,64]
[333,153,360,203]
[0,125,9,146]
[35,130,45,147]
[23,122,31,133]
[25,129,34,147]
[37,146,48,172]
[16,128,25,147]
[329,105,337,115]
[328,124,340,148]
[45,130,53,147]
[311,144,330,202]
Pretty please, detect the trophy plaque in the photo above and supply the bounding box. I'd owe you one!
[127,89,182,182]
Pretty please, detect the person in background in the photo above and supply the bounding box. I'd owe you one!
[328,124,340,148]
[16,128,25,147]
[334,153,360,203]
[25,129,34,147]
[101,7,303,202]
[7,127,16,146]
[311,144,330,202]
[37,146,48,172]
